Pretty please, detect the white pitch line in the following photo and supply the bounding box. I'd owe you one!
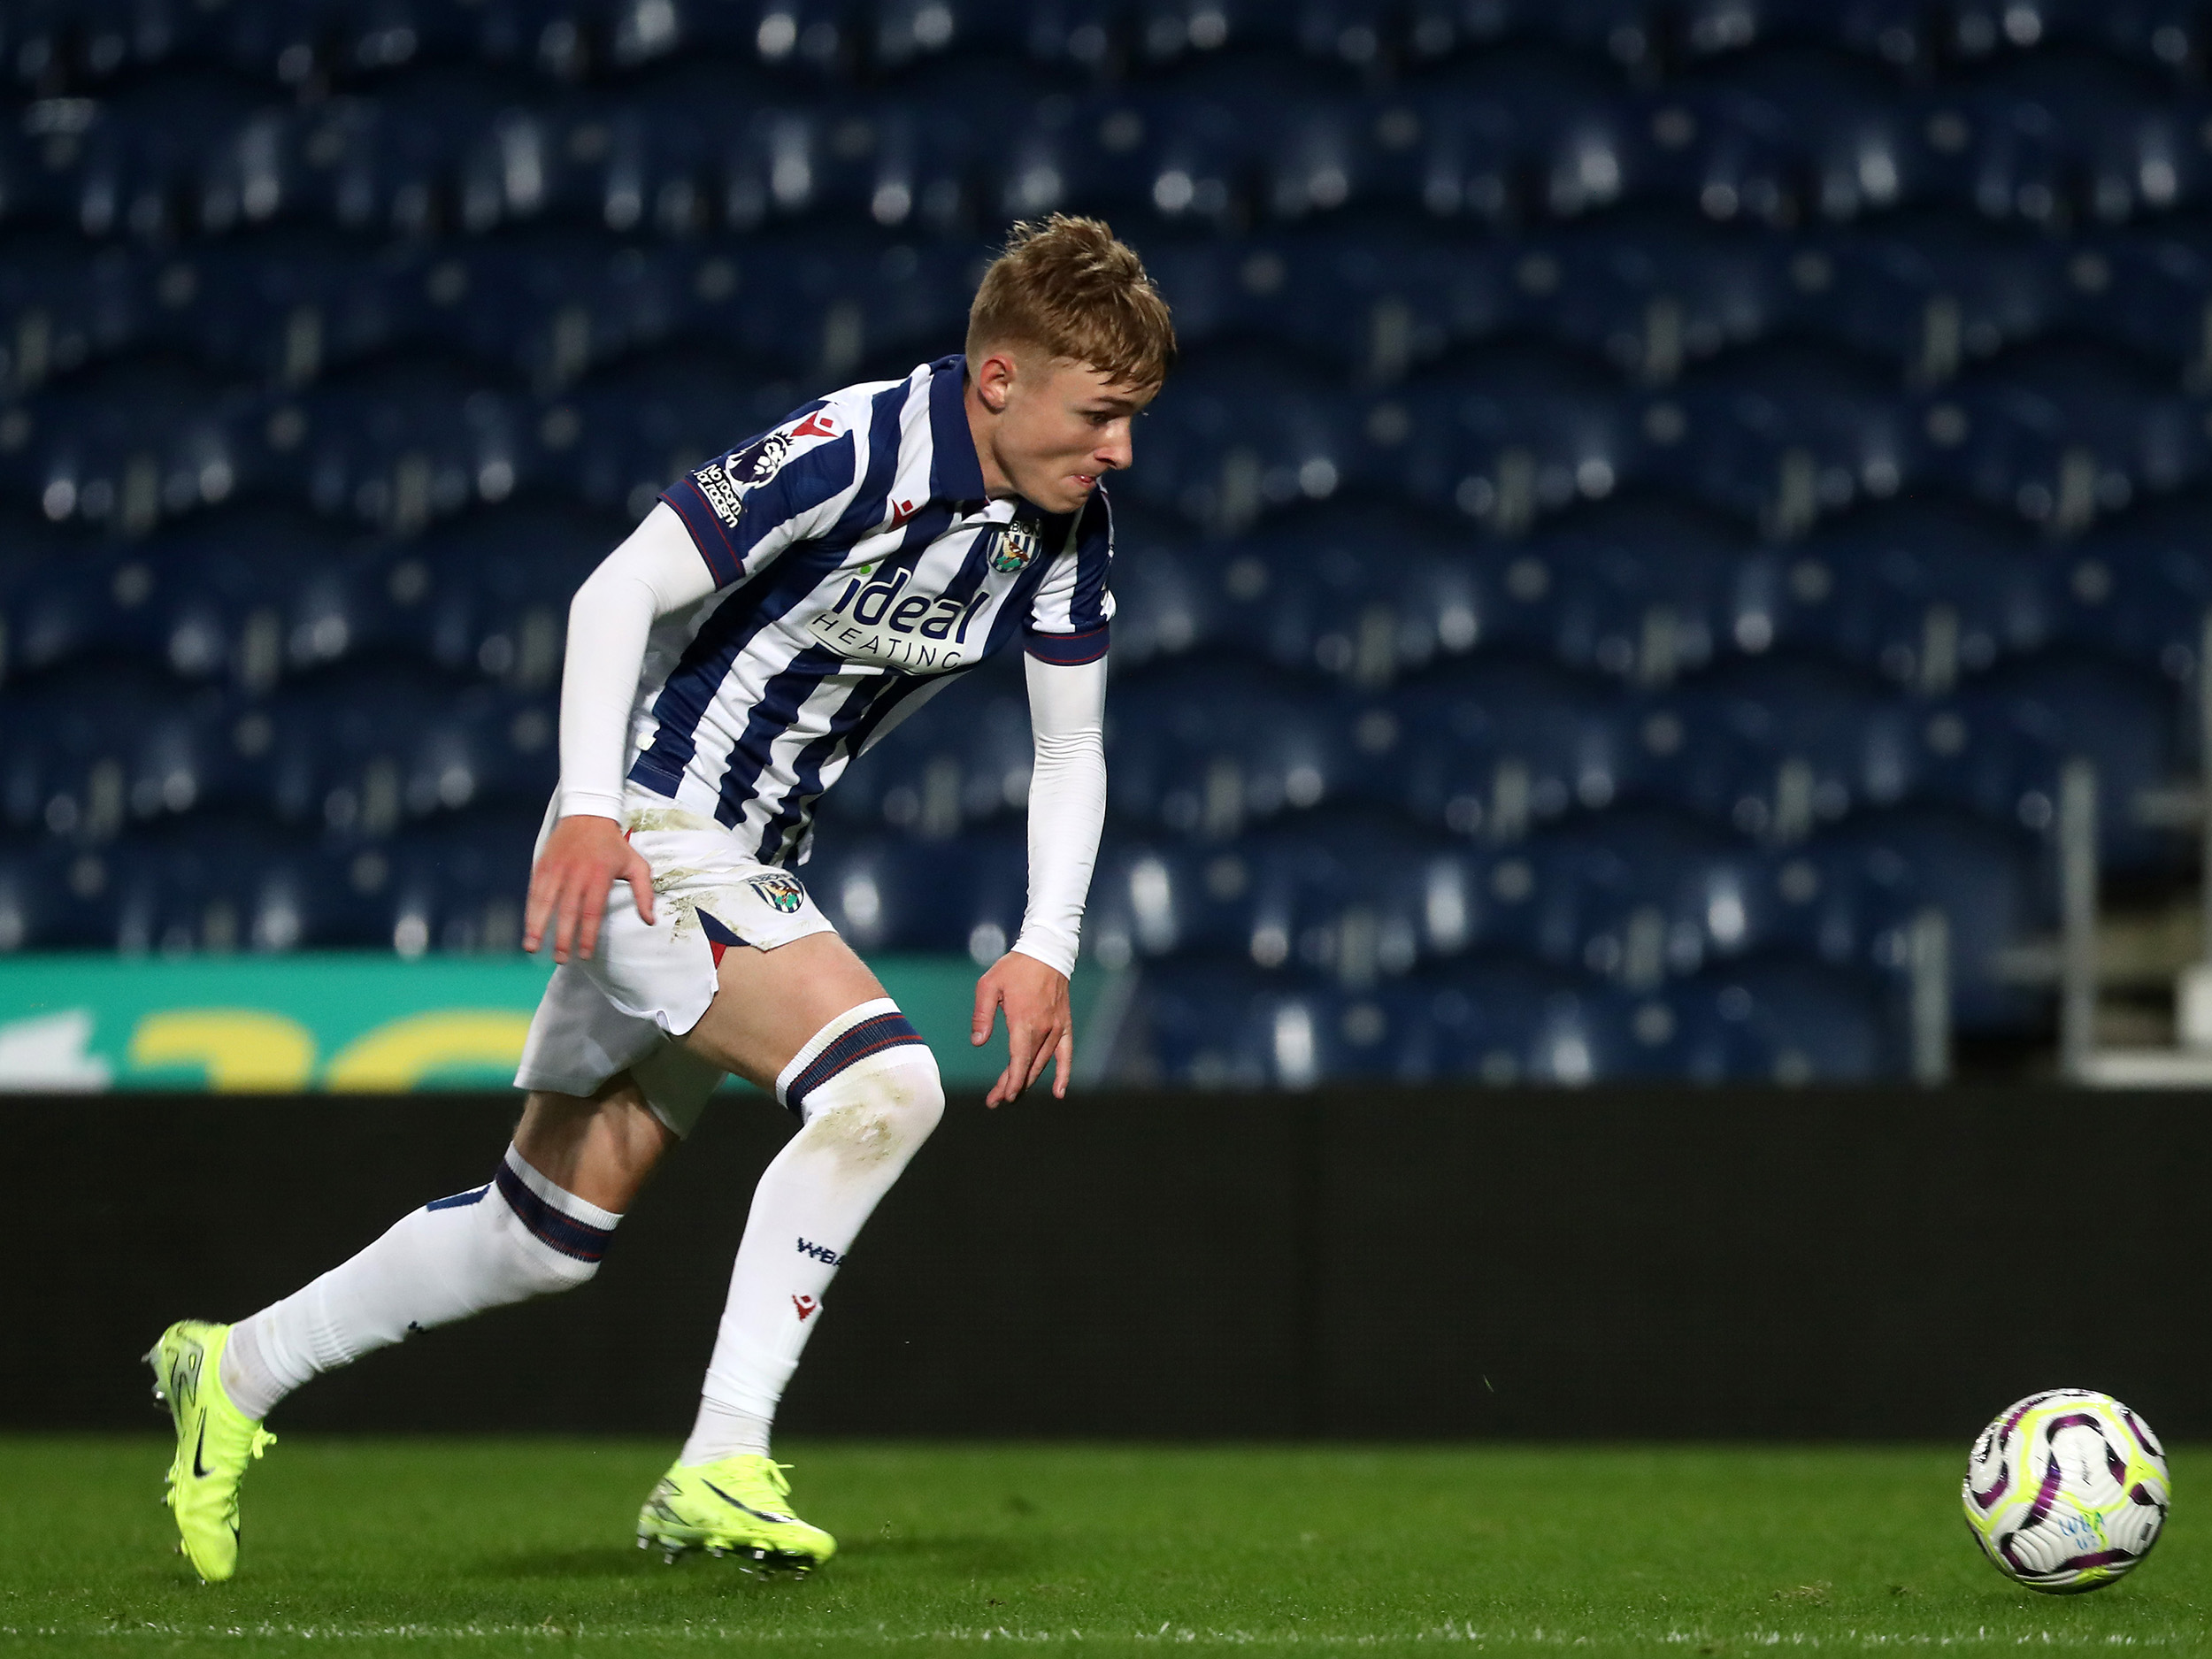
[0,1625,2194,1648]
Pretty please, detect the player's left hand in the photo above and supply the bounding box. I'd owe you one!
[971,951,1073,1107]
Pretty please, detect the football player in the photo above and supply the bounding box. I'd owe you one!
[147,215,1173,1582]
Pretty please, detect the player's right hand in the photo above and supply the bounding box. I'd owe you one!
[525,814,656,964]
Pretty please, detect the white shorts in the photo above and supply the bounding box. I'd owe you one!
[513,788,838,1137]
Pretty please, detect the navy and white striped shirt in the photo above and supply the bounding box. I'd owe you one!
[627,355,1113,868]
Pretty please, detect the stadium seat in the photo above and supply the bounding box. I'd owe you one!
[1638,959,1897,1082]
[1524,223,1785,385]
[1913,56,2208,227]
[1097,507,1214,673]
[1124,354,1365,533]
[0,663,261,856]
[1787,227,2064,385]
[1392,342,1640,537]
[1400,0,1663,73]
[1672,0,1932,67]
[1087,809,1485,979]
[1916,651,2183,872]
[1640,50,1924,227]
[1668,341,1917,537]
[865,0,1123,82]
[1632,656,1920,838]
[554,356,819,521]
[989,91,1252,230]
[1409,959,1640,1084]
[226,664,489,834]
[1106,662,1350,840]
[1128,503,1482,687]
[1389,50,1648,223]
[674,236,977,382]
[1390,656,1630,836]
[1745,501,2050,691]
[1169,232,1511,384]
[51,74,269,242]
[0,234,152,393]
[1928,343,2206,534]
[2025,0,2210,76]
[383,808,542,954]
[367,501,611,680]
[2047,501,2212,683]
[5,357,259,541]
[1504,808,1782,985]
[1771,807,2043,1032]
[1533,499,1742,684]
[802,827,1028,958]
[2062,228,2212,388]
[692,0,860,82]
[1111,960,1604,1087]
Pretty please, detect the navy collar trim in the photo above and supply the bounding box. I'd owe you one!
[926,355,988,506]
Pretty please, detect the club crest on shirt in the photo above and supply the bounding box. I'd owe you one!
[989,521,1042,573]
[749,872,806,915]
[692,432,797,528]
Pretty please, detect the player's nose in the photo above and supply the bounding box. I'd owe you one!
[1095,423,1133,472]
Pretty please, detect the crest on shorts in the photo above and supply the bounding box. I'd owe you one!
[989,520,1041,574]
[749,872,805,915]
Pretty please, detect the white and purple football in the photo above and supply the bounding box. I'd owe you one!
[1963,1389,2170,1594]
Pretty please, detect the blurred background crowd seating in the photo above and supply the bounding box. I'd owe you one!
[5,0,2212,1084]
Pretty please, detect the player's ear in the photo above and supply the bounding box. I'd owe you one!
[972,346,1018,413]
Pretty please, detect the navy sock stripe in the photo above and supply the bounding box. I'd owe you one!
[787,1011,926,1114]
[493,1162,614,1264]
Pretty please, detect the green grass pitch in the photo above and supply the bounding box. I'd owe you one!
[0,1439,2203,1655]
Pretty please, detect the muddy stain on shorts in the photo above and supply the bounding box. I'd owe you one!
[625,803,726,837]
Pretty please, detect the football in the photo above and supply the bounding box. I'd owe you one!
[1962,1389,2170,1594]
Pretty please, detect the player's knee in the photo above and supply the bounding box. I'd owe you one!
[801,1043,942,1154]
[872,1041,945,1144]
[783,1002,943,1149]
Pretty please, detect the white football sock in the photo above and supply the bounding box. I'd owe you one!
[677,1000,942,1467]
[220,1146,620,1421]
[682,1398,775,1462]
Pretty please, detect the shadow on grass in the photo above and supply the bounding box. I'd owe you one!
[484,1532,1045,1586]
[844,1534,1048,1574]
[483,1548,698,1582]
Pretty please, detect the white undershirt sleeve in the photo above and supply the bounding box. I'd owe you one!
[557,502,722,822]
[1010,651,1109,979]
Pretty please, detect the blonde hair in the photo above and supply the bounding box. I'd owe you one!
[966,215,1177,391]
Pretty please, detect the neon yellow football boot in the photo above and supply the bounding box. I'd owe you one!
[145,1320,276,1584]
[636,1454,836,1575]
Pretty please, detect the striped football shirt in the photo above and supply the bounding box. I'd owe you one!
[626,353,1113,867]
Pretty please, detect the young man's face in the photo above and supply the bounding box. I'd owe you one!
[967,349,1158,516]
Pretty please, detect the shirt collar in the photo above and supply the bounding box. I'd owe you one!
[926,354,988,507]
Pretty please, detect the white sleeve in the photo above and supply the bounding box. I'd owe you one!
[556,503,721,822]
[1010,652,1109,979]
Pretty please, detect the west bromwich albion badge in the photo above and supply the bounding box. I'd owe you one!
[989,520,1042,574]
[749,872,806,914]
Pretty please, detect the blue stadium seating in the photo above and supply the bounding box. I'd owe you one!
[1635,959,1896,1082]
[1753,501,2051,687]
[1106,662,1351,839]
[1627,657,1916,835]
[1122,957,1641,1087]
[1769,806,2041,1031]
[1918,651,2181,871]
[8,0,2212,1083]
